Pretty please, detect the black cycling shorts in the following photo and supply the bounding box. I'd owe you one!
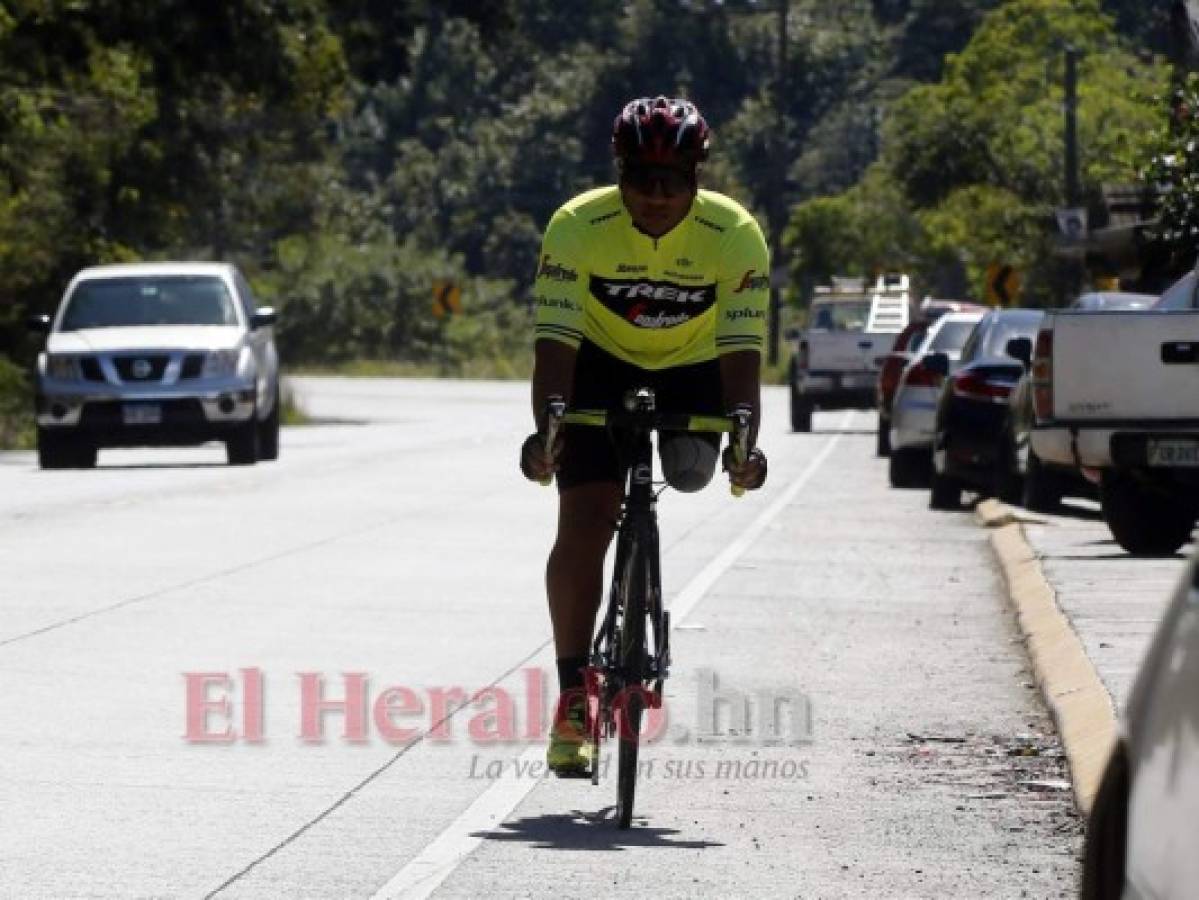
[557,340,724,490]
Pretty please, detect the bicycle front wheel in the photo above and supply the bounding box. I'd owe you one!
[615,534,650,829]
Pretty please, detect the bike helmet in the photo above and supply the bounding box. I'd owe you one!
[612,96,710,167]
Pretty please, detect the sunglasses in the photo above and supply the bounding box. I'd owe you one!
[621,165,694,198]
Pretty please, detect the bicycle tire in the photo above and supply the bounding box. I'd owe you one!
[615,533,649,829]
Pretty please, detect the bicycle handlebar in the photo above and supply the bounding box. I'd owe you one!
[541,393,753,497]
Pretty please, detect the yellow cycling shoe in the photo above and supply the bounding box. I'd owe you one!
[546,700,593,777]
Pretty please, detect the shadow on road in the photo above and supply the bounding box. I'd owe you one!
[471,809,725,851]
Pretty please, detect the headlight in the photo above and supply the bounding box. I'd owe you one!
[202,349,240,378]
[46,354,80,380]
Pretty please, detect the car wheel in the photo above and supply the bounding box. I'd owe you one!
[257,387,280,462]
[226,414,260,466]
[37,428,96,470]
[1022,450,1061,513]
[888,447,929,489]
[876,414,891,457]
[1100,472,1196,556]
[929,470,962,510]
[790,387,812,433]
[1081,740,1130,900]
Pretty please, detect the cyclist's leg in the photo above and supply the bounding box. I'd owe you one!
[544,343,633,770]
[547,481,622,659]
[654,355,723,492]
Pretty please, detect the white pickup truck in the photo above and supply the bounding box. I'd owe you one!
[788,274,913,431]
[1030,271,1199,554]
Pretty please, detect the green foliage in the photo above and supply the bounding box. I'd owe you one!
[1144,72,1199,271]
[0,0,1172,388]
[787,0,1169,304]
[0,355,32,449]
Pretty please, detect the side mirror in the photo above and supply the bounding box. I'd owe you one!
[1006,336,1032,369]
[26,314,51,333]
[251,307,277,329]
[923,352,949,378]
[784,327,800,342]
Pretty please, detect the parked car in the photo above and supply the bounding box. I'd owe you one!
[875,320,930,457]
[1082,550,1199,899]
[888,311,984,488]
[789,273,914,431]
[928,309,1044,509]
[1031,268,1199,555]
[1000,292,1155,512]
[28,262,281,469]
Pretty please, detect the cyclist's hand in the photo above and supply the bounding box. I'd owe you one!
[520,431,563,482]
[723,445,767,491]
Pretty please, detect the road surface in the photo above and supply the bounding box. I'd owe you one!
[0,378,1080,898]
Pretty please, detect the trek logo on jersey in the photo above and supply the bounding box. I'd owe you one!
[537,254,579,283]
[734,269,770,293]
[589,275,717,328]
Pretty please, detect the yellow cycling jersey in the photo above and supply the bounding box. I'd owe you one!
[533,186,770,370]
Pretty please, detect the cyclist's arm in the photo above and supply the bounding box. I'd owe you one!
[531,207,587,430]
[719,350,761,447]
[531,339,577,430]
[715,216,769,445]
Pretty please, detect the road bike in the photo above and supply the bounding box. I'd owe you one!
[542,388,750,828]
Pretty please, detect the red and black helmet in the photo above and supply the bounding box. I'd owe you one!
[612,96,710,167]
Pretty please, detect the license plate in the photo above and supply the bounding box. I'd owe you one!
[122,403,162,426]
[842,374,875,389]
[1147,439,1199,467]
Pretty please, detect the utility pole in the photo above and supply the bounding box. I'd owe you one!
[767,0,788,367]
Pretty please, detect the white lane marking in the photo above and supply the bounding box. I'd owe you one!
[370,410,853,899]
[371,745,546,900]
[669,409,852,625]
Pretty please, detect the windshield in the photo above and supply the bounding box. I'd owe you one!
[60,276,239,330]
[928,320,977,352]
[982,314,1042,357]
[809,301,871,331]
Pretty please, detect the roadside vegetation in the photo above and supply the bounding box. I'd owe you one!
[0,0,1179,448]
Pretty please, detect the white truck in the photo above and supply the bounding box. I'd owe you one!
[788,274,914,431]
[1029,271,1199,554]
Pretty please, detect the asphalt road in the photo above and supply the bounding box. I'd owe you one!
[0,378,1080,898]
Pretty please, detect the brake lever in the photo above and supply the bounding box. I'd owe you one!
[730,404,753,498]
[540,395,566,486]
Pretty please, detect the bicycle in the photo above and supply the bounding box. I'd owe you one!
[541,388,751,828]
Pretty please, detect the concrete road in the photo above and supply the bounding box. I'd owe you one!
[0,379,1080,898]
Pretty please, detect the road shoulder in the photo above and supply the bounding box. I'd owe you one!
[975,499,1115,815]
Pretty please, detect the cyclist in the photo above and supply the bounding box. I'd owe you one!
[519,96,769,775]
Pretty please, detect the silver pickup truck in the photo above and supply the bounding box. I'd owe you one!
[789,274,912,431]
[28,262,281,469]
[1030,271,1199,554]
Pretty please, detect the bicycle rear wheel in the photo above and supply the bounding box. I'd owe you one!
[615,534,649,829]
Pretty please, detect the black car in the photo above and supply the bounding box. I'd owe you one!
[928,308,1044,509]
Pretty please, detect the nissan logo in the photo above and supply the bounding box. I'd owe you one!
[131,358,152,379]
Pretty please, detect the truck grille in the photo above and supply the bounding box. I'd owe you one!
[80,358,105,382]
[114,355,170,382]
[180,353,205,379]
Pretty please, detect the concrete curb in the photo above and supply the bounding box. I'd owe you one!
[975,499,1116,816]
